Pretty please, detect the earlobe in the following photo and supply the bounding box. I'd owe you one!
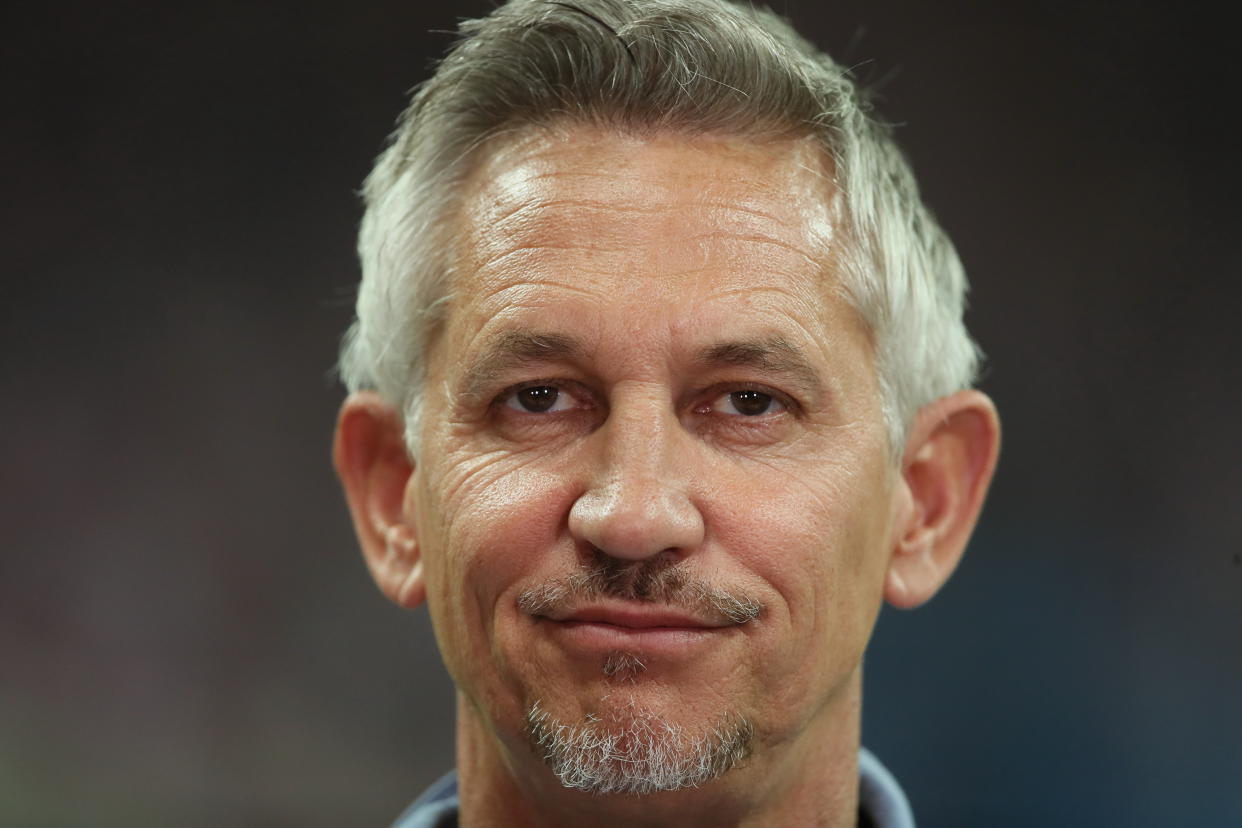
[333,391,427,610]
[384,523,427,609]
[884,390,1000,609]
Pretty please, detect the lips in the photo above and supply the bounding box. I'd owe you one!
[531,601,736,658]
[543,603,728,630]
[558,605,725,630]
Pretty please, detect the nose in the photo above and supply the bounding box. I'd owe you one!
[568,396,705,562]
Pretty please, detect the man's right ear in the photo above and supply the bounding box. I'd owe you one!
[332,391,426,609]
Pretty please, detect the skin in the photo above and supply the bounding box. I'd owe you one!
[334,126,1001,827]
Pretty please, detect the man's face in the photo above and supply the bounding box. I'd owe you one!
[405,126,901,787]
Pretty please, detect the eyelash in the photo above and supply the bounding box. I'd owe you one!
[702,385,795,418]
[500,381,595,415]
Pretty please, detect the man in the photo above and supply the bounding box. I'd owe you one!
[333,0,1000,825]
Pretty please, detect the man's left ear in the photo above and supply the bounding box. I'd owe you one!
[885,390,1000,609]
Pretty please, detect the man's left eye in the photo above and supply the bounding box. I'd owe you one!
[712,390,786,417]
[503,385,574,413]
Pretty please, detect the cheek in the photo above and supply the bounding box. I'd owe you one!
[716,449,878,576]
[415,447,578,681]
[709,445,892,691]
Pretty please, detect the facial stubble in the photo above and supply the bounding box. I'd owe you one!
[519,553,760,795]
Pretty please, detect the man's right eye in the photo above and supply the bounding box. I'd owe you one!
[503,385,571,413]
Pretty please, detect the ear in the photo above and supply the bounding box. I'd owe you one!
[332,391,426,609]
[885,390,1000,609]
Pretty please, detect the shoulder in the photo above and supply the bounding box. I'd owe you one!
[391,771,459,828]
[859,747,915,828]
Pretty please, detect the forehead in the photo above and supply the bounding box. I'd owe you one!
[456,126,838,272]
[441,125,866,372]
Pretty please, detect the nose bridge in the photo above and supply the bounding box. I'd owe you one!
[569,387,704,561]
[606,389,678,481]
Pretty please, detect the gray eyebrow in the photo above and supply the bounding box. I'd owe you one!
[458,329,585,401]
[697,337,826,405]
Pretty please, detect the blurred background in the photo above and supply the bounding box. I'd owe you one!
[3,0,1239,825]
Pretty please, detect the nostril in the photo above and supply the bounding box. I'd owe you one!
[568,481,705,562]
[575,546,688,601]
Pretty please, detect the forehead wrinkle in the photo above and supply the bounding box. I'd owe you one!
[698,282,824,312]
[471,125,837,211]
[474,243,639,274]
[497,166,799,212]
[473,207,827,276]
[478,164,820,226]
[695,201,790,226]
[460,275,605,313]
[471,161,832,256]
[476,234,823,276]
[488,197,672,228]
[489,195,806,227]
[682,231,823,270]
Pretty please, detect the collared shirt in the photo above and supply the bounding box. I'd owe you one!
[392,747,915,827]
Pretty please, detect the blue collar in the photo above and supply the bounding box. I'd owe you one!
[392,747,914,827]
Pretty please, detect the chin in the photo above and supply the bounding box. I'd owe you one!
[523,695,754,796]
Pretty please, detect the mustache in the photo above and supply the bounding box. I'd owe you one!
[516,550,763,625]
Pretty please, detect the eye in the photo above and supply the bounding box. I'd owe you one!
[502,385,576,414]
[711,389,787,417]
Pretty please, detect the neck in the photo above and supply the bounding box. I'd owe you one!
[454,675,864,828]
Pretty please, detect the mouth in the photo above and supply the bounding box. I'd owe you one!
[533,602,737,655]
[556,604,728,629]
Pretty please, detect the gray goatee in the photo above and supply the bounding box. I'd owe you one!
[526,699,754,795]
[519,551,761,794]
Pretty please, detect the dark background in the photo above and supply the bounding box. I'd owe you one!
[4,1,1239,825]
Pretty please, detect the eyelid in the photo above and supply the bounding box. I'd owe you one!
[496,379,595,412]
[698,383,800,417]
[685,387,799,431]
[722,390,786,415]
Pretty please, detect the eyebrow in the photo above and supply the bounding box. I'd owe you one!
[697,337,826,405]
[457,329,826,406]
[458,329,586,401]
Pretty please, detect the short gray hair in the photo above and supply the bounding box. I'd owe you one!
[339,0,980,454]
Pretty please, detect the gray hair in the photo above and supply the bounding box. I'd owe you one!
[339,0,980,455]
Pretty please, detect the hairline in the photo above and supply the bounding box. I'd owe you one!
[344,0,980,465]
